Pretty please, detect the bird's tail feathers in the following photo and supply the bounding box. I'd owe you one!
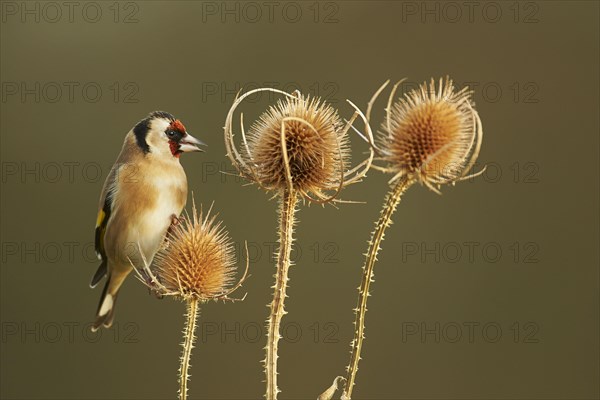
[92,276,119,332]
[90,260,107,288]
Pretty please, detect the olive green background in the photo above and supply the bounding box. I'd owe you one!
[1,1,598,399]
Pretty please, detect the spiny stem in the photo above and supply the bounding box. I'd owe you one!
[265,189,298,400]
[179,299,199,400]
[343,176,412,399]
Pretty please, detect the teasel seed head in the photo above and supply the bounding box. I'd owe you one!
[134,201,249,303]
[375,77,483,193]
[248,95,349,195]
[225,88,376,203]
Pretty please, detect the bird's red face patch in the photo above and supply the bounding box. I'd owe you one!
[170,119,186,134]
[169,141,181,158]
[167,119,187,158]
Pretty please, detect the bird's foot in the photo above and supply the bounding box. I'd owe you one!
[170,214,183,227]
[142,273,165,299]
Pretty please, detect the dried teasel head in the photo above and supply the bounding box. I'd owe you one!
[225,88,376,203]
[134,202,248,302]
[248,95,349,196]
[374,77,483,193]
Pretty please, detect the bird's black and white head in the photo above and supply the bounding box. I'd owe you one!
[133,111,205,158]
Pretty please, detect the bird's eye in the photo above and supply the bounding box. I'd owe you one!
[166,130,175,138]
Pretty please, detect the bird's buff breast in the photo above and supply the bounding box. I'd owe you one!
[107,166,187,267]
[137,174,186,260]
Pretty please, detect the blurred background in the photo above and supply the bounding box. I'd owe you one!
[1,1,598,399]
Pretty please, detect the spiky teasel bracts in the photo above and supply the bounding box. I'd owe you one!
[247,94,350,199]
[225,88,375,399]
[376,77,483,193]
[339,77,485,399]
[134,201,249,400]
[225,88,376,202]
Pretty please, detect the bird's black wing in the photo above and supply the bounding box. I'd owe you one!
[90,167,117,288]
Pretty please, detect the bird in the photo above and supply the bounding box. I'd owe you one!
[90,111,205,331]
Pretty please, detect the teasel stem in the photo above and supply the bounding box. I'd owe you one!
[179,298,199,400]
[265,188,298,400]
[343,176,412,399]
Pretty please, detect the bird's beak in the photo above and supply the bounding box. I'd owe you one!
[179,133,206,153]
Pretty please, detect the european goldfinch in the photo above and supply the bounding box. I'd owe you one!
[91,111,205,331]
